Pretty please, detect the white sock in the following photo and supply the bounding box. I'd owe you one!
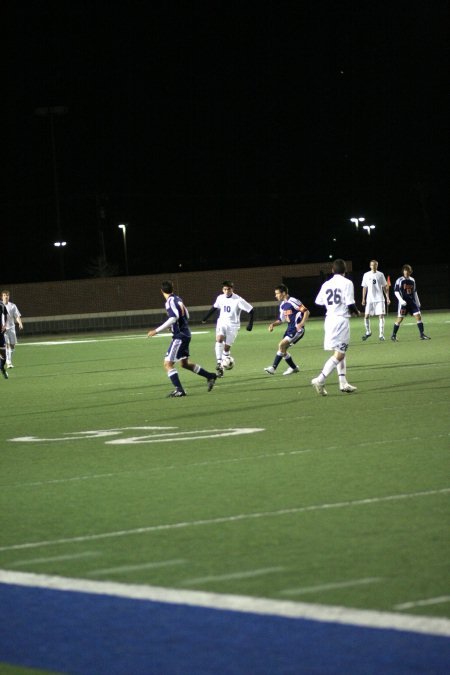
[337,358,347,385]
[379,316,385,337]
[320,356,339,381]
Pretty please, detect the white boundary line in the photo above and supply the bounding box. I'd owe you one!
[0,569,449,638]
[0,487,448,552]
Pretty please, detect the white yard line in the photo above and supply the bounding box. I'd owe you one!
[9,552,101,567]
[182,567,285,585]
[21,332,209,346]
[394,596,450,610]
[0,569,449,638]
[0,449,313,489]
[3,432,449,490]
[280,577,383,596]
[88,559,186,576]
[0,488,448,553]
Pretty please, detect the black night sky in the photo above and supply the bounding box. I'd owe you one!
[3,2,448,283]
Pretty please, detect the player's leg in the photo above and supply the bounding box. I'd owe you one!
[336,357,357,392]
[215,331,225,377]
[0,338,8,379]
[164,340,186,396]
[391,311,404,341]
[4,331,13,366]
[362,312,371,340]
[265,336,288,374]
[378,313,385,340]
[282,333,302,374]
[414,311,431,340]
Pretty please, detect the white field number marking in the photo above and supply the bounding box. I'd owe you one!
[9,426,265,445]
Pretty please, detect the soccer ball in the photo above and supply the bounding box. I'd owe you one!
[221,355,235,370]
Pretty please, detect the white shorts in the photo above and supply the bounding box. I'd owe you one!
[365,300,385,317]
[4,327,17,347]
[216,323,239,345]
[323,316,350,353]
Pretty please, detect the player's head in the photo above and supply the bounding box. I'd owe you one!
[222,281,234,296]
[1,290,9,301]
[160,280,174,295]
[402,264,412,276]
[369,260,378,271]
[274,284,288,301]
[332,259,347,275]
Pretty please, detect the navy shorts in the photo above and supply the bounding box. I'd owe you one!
[399,301,420,317]
[283,326,305,346]
[165,335,191,362]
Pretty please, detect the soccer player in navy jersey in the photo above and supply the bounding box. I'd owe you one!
[391,265,431,341]
[264,284,310,375]
[147,281,217,397]
[0,299,9,380]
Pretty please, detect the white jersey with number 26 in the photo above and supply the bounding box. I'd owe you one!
[315,275,355,317]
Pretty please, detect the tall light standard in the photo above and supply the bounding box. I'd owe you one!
[363,224,376,235]
[350,217,365,230]
[53,241,67,278]
[36,106,68,278]
[118,224,129,275]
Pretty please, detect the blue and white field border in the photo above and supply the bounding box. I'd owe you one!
[1,569,449,675]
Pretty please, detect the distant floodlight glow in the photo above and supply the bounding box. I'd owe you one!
[350,217,365,230]
[363,225,376,235]
[54,241,67,247]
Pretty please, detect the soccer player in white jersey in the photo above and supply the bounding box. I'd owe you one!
[1,290,23,368]
[311,259,361,396]
[202,281,254,377]
[361,260,390,341]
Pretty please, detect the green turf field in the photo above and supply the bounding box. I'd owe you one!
[1,311,449,619]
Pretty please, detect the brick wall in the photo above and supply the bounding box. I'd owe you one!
[7,261,339,318]
[6,260,447,335]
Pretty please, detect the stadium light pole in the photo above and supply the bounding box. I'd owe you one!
[36,106,69,278]
[363,224,376,235]
[350,217,365,230]
[118,224,129,275]
[53,241,67,279]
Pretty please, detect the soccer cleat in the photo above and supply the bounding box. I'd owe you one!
[361,332,372,341]
[420,334,431,340]
[6,362,13,368]
[216,363,224,378]
[168,389,186,398]
[311,377,327,396]
[340,383,357,393]
[283,366,300,375]
[207,375,217,392]
[379,336,385,341]
[391,336,398,342]
[1,369,8,380]
[264,366,275,375]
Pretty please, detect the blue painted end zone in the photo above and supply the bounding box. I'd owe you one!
[1,584,449,674]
